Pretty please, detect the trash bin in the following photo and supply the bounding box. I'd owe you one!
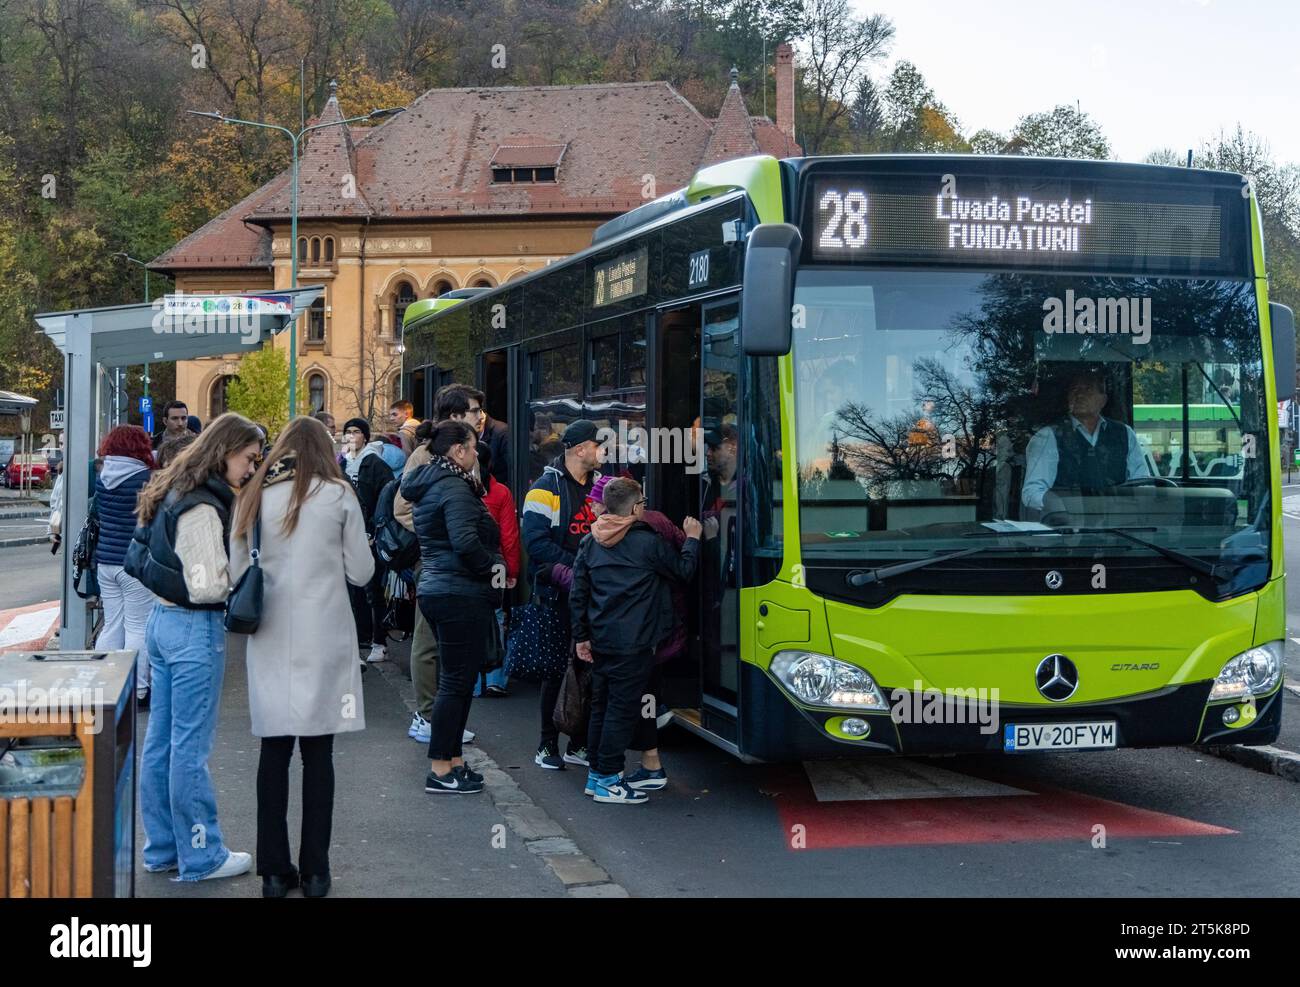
[0,649,135,897]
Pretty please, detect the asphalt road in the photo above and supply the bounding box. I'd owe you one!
[0,540,62,609]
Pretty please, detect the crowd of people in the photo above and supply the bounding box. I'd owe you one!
[86,383,709,895]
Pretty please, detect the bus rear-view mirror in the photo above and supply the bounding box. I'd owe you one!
[741,223,801,356]
[1270,302,1295,401]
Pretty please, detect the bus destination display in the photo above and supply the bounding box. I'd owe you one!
[592,245,649,307]
[805,172,1238,274]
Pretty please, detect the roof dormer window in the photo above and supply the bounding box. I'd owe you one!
[490,144,566,185]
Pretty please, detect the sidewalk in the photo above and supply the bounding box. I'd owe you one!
[134,634,568,898]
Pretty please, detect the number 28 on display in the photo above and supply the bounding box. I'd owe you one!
[819,188,869,249]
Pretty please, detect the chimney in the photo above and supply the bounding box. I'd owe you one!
[775,42,795,144]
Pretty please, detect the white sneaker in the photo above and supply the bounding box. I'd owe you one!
[366,643,387,663]
[462,729,475,744]
[198,850,252,881]
[409,713,431,743]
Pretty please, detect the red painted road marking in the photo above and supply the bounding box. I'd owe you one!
[768,764,1236,848]
[0,601,60,652]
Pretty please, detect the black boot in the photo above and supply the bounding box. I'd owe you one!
[301,873,331,898]
[262,868,300,898]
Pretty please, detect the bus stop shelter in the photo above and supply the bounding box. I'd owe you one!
[35,288,323,649]
[0,388,39,417]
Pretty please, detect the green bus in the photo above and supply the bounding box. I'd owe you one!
[401,154,1295,761]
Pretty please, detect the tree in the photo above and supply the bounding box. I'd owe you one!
[1008,104,1110,160]
[848,75,884,150]
[969,128,1009,155]
[879,60,966,152]
[336,336,404,425]
[797,0,893,154]
[225,344,307,438]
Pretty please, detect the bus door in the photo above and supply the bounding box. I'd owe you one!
[479,345,519,498]
[651,302,702,712]
[652,295,742,742]
[698,298,741,735]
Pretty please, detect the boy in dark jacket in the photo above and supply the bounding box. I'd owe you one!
[571,477,701,804]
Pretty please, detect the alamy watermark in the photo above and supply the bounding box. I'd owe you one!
[1043,289,1151,345]
[0,679,105,732]
[889,680,1001,734]
[151,290,296,345]
[596,421,705,474]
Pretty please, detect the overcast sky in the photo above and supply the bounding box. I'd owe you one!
[853,0,1300,164]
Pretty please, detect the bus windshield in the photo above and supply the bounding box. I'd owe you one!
[791,267,1270,594]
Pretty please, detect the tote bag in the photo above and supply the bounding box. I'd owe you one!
[503,589,568,682]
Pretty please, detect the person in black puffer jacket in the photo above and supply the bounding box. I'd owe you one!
[94,426,156,704]
[400,419,503,795]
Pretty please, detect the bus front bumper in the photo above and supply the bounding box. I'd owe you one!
[742,663,1283,760]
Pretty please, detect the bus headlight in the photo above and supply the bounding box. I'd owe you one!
[770,651,888,711]
[1209,642,1284,701]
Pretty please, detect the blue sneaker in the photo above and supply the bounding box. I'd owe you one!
[592,773,647,805]
[625,766,667,791]
[584,769,622,797]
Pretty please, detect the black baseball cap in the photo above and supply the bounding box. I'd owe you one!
[562,419,600,448]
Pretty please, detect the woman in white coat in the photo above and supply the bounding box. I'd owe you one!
[231,416,374,899]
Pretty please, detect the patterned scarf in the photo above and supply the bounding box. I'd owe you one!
[263,454,296,487]
[431,453,484,498]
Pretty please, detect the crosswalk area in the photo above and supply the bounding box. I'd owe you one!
[771,759,1237,849]
[0,600,60,652]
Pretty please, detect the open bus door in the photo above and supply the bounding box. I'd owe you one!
[653,295,743,750]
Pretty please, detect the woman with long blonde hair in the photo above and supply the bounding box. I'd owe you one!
[126,411,263,883]
[231,416,373,898]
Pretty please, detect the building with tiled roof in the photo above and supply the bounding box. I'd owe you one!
[152,46,800,424]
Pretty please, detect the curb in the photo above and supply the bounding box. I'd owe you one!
[1201,743,1300,782]
[0,536,52,549]
[374,659,631,898]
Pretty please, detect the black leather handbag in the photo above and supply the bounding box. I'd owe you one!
[71,495,101,600]
[224,514,263,634]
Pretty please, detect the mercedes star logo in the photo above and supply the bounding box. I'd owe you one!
[1036,653,1079,702]
[1045,570,1064,590]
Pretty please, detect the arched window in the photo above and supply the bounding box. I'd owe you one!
[324,237,335,262]
[394,280,416,326]
[433,280,452,297]
[307,372,326,414]
[210,374,237,419]
[472,278,492,288]
[310,237,321,263]
[297,237,308,262]
[307,296,325,342]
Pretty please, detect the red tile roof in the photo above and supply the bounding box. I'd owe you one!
[701,73,761,166]
[152,79,801,274]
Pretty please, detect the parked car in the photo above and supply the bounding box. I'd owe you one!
[5,453,51,489]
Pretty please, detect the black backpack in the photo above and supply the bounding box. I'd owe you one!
[373,477,420,570]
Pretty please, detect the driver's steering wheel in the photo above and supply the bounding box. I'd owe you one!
[1117,476,1178,489]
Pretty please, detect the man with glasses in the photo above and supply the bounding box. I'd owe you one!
[435,385,509,486]
[152,400,190,450]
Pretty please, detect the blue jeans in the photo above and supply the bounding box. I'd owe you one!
[139,604,232,880]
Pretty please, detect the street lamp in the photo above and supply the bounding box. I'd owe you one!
[112,252,162,401]
[187,92,406,412]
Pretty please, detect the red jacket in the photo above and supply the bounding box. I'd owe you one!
[483,477,521,582]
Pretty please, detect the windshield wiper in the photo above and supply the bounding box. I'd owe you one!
[1069,526,1239,582]
[846,546,995,587]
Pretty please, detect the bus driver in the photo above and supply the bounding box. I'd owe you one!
[1020,369,1150,515]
